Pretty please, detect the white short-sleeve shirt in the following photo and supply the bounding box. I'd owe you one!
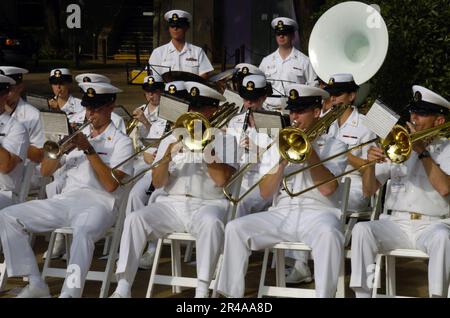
[149,41,214,76]
[259,47,317,110]
[328,107,377,186]
[259,133,347,209]
[153,132,236,200]
[12,98,45,148]
[375,138,449,217]
[0,112,30,191]
[61,123,133,209]
[60,95,86,125]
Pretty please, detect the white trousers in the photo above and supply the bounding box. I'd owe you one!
[115,195,229,285]
[350,214,450,297]
[217,205,344,298]
[125,172,152,216]
[0,191,13,210]
[0,189,116,297]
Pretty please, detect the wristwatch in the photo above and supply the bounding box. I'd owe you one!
[83,146,96,156]
[418,150,431,160]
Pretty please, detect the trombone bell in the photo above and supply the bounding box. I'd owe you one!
[278,127,311,164]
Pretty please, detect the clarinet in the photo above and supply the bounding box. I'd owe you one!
[241,108,252,152]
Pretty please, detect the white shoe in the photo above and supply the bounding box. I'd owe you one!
[109,291,130,298]
[138,250,155,270]
[285,263,313,284]
[16,284,51,298]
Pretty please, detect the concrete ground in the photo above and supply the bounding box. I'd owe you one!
[0,234,430,298]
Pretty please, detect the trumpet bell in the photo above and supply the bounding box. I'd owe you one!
[278,127,311,164]
[43,140,61,160]
[381,125,411,164]
[308,1,389,85]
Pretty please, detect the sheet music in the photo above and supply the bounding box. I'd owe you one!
[114,105,132,121]
[362,100,399,139]
[253,110,285,137]
[26,94,50,111]
[158,95,190,123]
[40,111,70,136]
[222,89,243,112]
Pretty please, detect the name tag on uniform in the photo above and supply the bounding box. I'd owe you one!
[391,177,405,193]
[293,67,303,71]
[342,134,359,145]
[186,57,198,62]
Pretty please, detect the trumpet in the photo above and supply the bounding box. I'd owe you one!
[222,103,351,204]
[282,121,450,197]
[43,120,92,160]
[111,103,239,186]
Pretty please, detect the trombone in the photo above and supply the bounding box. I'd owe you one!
[282,121,450,197]
[125,104,149,135]
[111,103,239,186]
[43,120,92,160]
[222,103,351,204]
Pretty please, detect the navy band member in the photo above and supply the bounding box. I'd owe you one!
[326,73,377,211]
[125,80,186,270]
[0,82,133,298]
[0,75,30,209]
[226,74,273,218]
[48,68,86,125]
[0,66,45,163]
[148,9,214,79]
[259,17,317,111]
[351,85,450,298]
[74,73,126,134]
[217,84,347,298]
[111,82,237,298]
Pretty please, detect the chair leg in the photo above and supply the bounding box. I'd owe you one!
[275,249,286,288]
[211,253,223,298]
[257,248,271,298]
[99,228,122,297]
[336,252,346,298]
[42,231,57,280]
[184,242,194,263]
[0,263,8,291]
[171,240,182,294]
[146,238,164,298]
[371,254,383,298]
[102,236,112,256]
[385,256,396,296]
[344,217,357,247]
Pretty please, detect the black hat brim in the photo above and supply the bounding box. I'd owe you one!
[49,75,73,85]
[81,94,116,108]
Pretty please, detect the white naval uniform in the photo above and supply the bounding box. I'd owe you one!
[45,106,127,199]
[148,41,214,76]
[115,132,236,287]
[217,133,347,298]
[0,122,133,298]
[328,107,377,211]
[60,95,86,125]
[12,98,45,189]
[226,113,272,218]
[0,113,29,209]
[126,112,168,216]
[350,138,450,297]
[12,98,45,148]
[259,48,317,111]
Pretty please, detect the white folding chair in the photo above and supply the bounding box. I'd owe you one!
[41,183,134,298]
[257,177,351,298]
[371,248,431,298]
[0,161,36,291]
[146,173,244,298]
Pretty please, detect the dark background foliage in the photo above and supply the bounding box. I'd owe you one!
[313,0,450,116]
